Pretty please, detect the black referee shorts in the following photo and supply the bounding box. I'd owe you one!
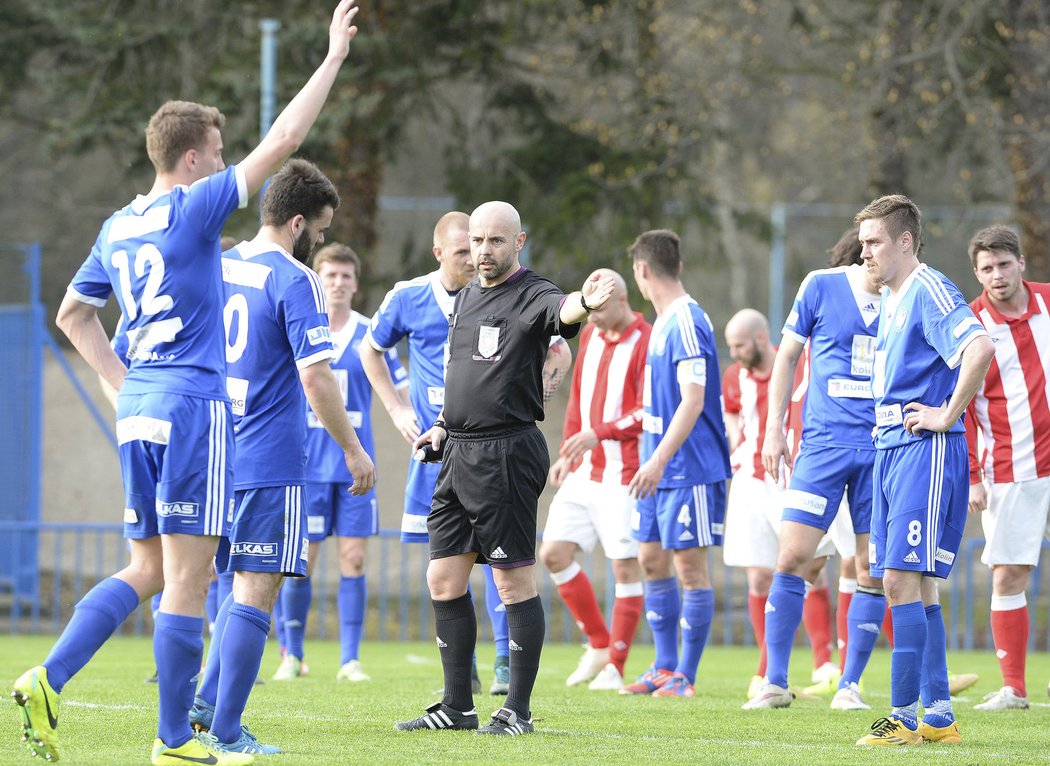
[427,424,549,567]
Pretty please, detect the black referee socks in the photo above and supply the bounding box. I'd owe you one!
[433,592,477,712]
[504,595,545,719]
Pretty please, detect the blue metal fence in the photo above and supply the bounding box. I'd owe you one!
[3,520,1048,653]
[0,244,44,606]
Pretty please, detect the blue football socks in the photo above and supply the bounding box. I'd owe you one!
[643,577,681,672]
[154,612,205,747]
[840,589,886,687]
[889,601,927,728]
[197,593,234,706]
[210,603,270,744]
[44,577,140,693]
[281,576,312,660]
[338,575,366,664]
[920,603,954,725]
[764,572,805,689]
[677,587,714,685]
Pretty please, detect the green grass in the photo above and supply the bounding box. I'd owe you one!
[2,635,1049,765]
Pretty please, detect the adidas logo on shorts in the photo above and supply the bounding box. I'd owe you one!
[490,547,508,559]
[904,551,921,564]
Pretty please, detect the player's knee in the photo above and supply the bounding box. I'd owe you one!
[426,572,466,601]
[339,553,366,577]
[773,549,810,577]
[539,543,572,572]
[637,544,671,579]
[612,557,642,583]
[992,564,1031,596]
[746,568,773,595]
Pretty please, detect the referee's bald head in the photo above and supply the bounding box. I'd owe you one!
[470,201,522,236]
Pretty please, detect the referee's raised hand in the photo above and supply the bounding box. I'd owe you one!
[581,271,617,311]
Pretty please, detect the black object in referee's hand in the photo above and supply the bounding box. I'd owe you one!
[414,442,445,463]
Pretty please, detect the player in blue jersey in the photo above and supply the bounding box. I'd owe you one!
[271,242,408,684]
[19,5,365,764]
[361,211,573,695]
[620,229,731,698]
[745,227,888,711]
[190,160,376,755]
[851,195,993,747]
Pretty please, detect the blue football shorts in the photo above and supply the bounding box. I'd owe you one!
[781,444,874,535]
[400,494,431,544]
[117,392,234,539]
[632,481,726,550]
[869,433,967,580]
[304,482,378,542]
[225,485,308,576]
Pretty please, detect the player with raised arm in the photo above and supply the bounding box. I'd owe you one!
[273,243,407,684]
[16,5,364,764]
[621,229,731,699]
[853,195,993,746]
[963,225,1050,711]
[189,160,375,756]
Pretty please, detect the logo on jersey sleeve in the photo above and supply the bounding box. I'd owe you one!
[307,325,332,345]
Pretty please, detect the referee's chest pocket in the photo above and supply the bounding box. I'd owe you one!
[472,318,507,362]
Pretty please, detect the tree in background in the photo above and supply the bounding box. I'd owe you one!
[2,0,1046,319]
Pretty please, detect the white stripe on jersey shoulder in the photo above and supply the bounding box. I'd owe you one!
[670,295,702,358]
[914,265,955,316]
[128,191,167,215]
[791,266,847,302]
[222,250,272,290]
[275,250,327,314]
[107,204,171,244]
[377,271,437,315]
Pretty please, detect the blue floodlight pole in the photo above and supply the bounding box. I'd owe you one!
[768,203,787,343]
[259,19,281,217]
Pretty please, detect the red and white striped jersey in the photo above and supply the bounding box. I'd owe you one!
[723,361,772,480]
[966,281,1050,484]
[563,313,651,485]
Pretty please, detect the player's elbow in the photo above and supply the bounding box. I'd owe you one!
[297,361,327,396]
[55,297,87,340]
[967,335,995,372]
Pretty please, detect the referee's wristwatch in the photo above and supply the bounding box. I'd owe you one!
[580,293,596,313]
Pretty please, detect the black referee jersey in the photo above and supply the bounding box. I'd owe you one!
[443,267,580,431]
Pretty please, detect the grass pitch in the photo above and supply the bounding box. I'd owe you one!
[2,634,1049,765]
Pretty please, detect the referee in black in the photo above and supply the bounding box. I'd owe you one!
[395,201,616,735]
